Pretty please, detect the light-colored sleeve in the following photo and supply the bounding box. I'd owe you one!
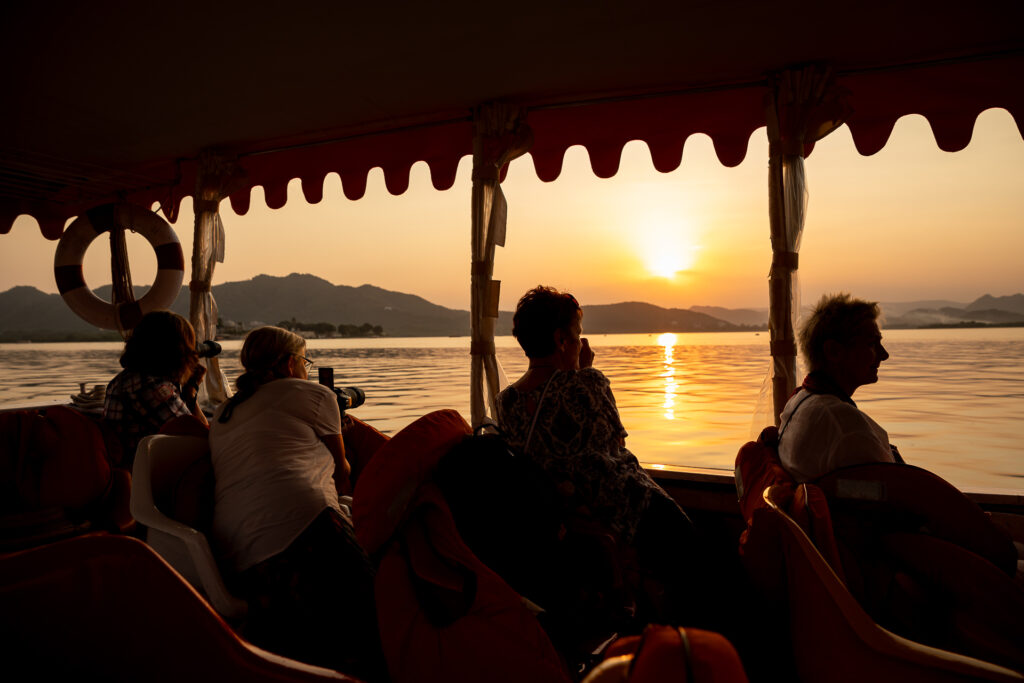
[780,398,893,482]
[308,383,343,437]
[828,411,895,471]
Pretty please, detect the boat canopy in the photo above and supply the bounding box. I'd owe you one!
[2,1,1021,237]
[1,0,1022,426]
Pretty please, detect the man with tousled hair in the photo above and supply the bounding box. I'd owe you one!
[776,294,1024,672]
[777,292,897,482]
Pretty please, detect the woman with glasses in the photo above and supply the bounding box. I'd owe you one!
[209,325,387,681]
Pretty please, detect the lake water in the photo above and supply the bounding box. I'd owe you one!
[2,328,1022,492]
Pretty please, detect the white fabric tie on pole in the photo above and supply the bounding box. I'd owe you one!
[469,104,532,429]
[762,65,848,428]
[191,151,245,408]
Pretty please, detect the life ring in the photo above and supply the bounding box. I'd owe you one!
[54,203,185,330]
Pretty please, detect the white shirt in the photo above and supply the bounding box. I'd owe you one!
[210,378,342,572]
[777,390,894,483]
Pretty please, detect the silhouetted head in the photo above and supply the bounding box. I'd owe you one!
[237,326,308,392]
[799,293,889,394]
[512,286,582,360]
[119,310,197,383]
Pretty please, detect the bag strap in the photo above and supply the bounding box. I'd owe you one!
[524,370,558,456]
[626,626,695,682]
[776,388,813,445]
[677,627,695,683]
[778,370,852,445]
[779,382,905,463]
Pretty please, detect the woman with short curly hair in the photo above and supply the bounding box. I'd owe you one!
[497,285,710,629]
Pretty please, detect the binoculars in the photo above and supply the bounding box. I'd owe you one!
[196,340,222,358]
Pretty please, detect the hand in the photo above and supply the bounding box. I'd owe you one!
[182,365,206,400]
[579,338,594,368]
[186,364,207,385]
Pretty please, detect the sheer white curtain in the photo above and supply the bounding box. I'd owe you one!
[762,65,848,427]
[469,104,533,429]
[190,151,243,408]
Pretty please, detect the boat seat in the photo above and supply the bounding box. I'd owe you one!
[734,426,793,580]
[0,533,352,681]
[131,433,248,620]
[758,483,1024,682]
[735,428,846,591]
[0,405,133,551]
[813,463,1024,670]
[582,624,749,683]
[814,462,1018,577]
[434,429,637,656]
[354,409,572,683]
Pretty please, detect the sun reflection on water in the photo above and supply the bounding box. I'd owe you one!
[657,333,678,420]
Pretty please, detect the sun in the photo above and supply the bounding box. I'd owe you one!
[648,251,695,279]
[638,218,700,279]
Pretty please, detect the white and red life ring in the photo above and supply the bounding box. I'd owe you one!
[53,203,184,330]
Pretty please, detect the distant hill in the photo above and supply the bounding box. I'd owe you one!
[584,302,741,333]
[0,275,482,340]
[877,299,969,317]
[884,293,1024,328]
[0,274,745,340]
[206,274,479,337]
[965,293,1024,315]
[0,286,122,341]
[689,305,767,327]
[2,275,1022,340]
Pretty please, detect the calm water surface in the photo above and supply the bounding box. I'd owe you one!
[2,328,1021,492]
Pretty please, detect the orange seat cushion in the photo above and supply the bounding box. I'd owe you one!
[353,409,471,555]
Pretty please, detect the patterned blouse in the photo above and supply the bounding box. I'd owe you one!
[103,369,191,464]
[496,368,662,542]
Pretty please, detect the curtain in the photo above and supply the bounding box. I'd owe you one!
[469,104,533,429]
[765,65,849,425]
[190,151,244,408]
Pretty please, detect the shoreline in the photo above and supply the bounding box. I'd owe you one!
[6,320,1024,344]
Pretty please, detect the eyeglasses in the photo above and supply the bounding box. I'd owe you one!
[296,354,314,371]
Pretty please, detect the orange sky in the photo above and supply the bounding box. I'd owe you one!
[2,108,1021,312]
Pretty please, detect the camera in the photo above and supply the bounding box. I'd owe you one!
[333,386,366,413]
[196,340,222,358]
[318,367,365,416]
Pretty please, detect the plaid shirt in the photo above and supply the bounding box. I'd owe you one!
[103,370,191,463]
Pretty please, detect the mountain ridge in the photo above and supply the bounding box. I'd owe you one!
[1,274,1021,341]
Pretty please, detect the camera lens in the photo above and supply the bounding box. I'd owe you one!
[338,387,365,410]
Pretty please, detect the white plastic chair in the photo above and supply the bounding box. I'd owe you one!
[131,433,248,620]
